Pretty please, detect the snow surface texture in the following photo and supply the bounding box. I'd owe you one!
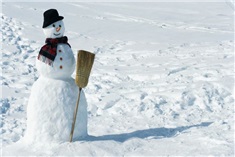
[1,2,234,156]
[25,77,88,143]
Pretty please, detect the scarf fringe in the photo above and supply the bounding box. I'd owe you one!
[38,54,54,66]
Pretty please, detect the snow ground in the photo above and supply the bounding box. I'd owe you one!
[1,2,234,156]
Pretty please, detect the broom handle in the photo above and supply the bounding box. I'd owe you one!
[69,87,82,142]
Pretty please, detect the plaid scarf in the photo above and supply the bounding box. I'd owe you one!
[38,36,71,66]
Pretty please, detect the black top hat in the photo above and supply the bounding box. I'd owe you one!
[42,9,64,28]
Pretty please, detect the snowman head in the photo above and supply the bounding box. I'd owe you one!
[43,20,65,38]
[42,9,65,38]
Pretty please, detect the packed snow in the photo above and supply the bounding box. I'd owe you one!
[1,1,234,156]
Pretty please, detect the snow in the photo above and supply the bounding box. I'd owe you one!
[1,1,234,156]
[25,77,88,143]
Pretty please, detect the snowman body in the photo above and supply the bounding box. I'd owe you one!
[24,17,88,143]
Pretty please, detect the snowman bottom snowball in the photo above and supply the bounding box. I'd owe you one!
[24,77,88,143]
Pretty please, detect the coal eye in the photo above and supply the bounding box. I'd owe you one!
[52,24,55,27]
[59,25,61,27]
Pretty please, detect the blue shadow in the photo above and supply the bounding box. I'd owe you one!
[79,122,212,143]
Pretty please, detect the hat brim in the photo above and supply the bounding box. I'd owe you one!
[42,16,64,28]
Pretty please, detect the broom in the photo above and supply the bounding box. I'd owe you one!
[69,50,95,142]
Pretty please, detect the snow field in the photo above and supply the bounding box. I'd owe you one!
[1,2,234,156]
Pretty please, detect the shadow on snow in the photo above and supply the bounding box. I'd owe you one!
[78,122,212,143]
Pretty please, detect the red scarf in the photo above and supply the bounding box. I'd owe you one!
[38,36,70,66]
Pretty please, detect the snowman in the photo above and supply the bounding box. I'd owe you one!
[24,9,88,143]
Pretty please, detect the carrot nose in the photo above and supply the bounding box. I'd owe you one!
[56,27,61,32]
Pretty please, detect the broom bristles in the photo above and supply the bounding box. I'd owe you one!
[75,50,95,88]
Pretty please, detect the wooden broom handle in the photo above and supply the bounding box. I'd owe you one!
[69,87,82,142]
